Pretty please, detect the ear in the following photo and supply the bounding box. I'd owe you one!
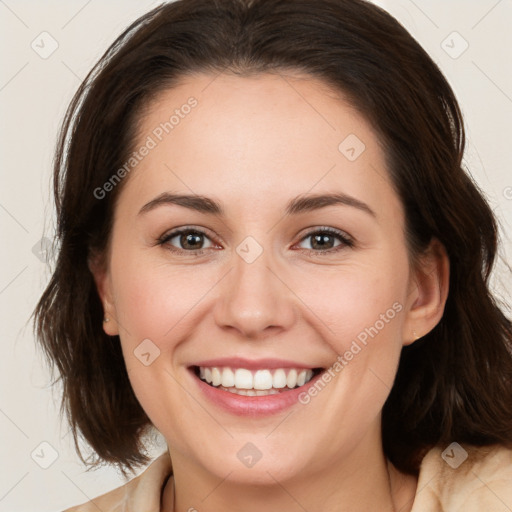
[88,250,119,336]
[402,238,450,346]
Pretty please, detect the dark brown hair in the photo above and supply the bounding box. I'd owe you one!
[34,0,512,475]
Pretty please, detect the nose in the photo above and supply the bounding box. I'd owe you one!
[213,244,298,340]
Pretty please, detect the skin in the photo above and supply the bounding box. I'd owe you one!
[91,72,450,512]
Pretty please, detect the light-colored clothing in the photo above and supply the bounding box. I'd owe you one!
[63,444,512,511]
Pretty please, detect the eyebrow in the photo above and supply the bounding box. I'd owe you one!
[138,191,376,218]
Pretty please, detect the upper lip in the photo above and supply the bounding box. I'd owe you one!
[190,357,321,370]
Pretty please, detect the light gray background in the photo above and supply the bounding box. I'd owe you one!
[1,1,511,511]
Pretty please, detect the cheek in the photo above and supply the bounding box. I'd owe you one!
[299,262,407,351]
[293,253,408,409]
[110,246,215,345]
[108,250,203,430]
[111,240,408,360]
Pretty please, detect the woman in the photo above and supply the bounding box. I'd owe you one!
[34,0,512,510]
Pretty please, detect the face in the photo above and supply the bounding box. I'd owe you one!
[95,72,440,484]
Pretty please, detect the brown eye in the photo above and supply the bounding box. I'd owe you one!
[158,228,215,254]
[296,227,353,253]
[177,231,206,250]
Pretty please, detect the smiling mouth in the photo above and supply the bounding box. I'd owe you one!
[193,366,323,396]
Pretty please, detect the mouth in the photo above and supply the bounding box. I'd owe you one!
[192,365,324,396]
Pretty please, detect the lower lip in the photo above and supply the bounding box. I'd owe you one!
[190,368,324,416]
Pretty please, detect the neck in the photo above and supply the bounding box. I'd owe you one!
[162,427,417,512]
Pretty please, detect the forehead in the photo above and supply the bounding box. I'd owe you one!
[118,72,402,224]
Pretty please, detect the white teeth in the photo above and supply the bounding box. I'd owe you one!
[197,366,318,392]
[286,369,298,388]
[219,386,280,396]
[211,367,222,387]
[272,369,287,389]
[254,369,273,390]
[234,368,253,389]
[221,368,235,388]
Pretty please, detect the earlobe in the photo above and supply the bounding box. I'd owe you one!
[402,238,450,345]
[87,251,120,336]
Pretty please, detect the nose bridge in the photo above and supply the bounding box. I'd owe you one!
[214,235,296,338]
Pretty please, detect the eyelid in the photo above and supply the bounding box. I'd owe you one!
[157,225,354,255]
[293,226,354,251]
[157,225,220,248]
[295,225,352,242]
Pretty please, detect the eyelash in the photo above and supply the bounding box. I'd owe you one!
[156,226,354,257]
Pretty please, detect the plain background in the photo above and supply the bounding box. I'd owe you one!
[0,1,511,510]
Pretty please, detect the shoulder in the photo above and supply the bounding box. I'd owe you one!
[411,443,512,512]
[62,451,173,512]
